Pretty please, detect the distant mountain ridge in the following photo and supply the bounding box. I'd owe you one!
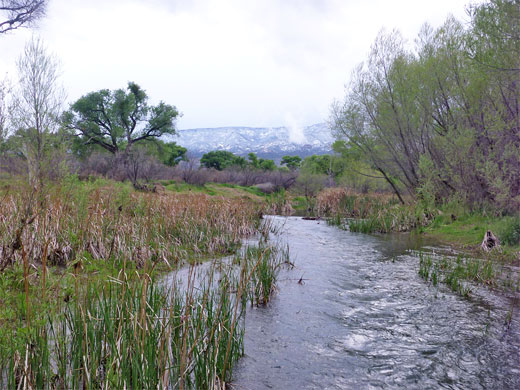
[173,123,334,159]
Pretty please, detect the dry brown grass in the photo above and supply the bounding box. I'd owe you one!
[0,180,263,270]
[315,187,400,218]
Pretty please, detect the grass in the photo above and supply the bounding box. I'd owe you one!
[0,237,290,388]
[418,251,520,298]
[235,242,292,306]
[160,181,267,200]
[422,212,520,260]
[312,188,520,257]
[0,175,289,386]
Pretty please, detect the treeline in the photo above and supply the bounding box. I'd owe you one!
[331,0,519,213]
[0,35,339,193]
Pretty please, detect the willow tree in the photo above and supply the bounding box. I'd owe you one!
[330,30,421,203]
[331,0,520,212]
[466,0,520,211]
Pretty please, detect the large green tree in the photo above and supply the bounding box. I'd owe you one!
[200,150,239,170]
[281,155,302,170]
[63,82,179,154]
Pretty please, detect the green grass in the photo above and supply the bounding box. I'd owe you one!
[424,213,493,246]
[424,212,520,255]
[0,176,271,385]
[291,196,308,214]
[0,238,291,388]
[163,181,217,195]
[418,250,520,298]
[161,181,267,199]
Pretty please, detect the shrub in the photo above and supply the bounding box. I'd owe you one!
[499,217,520,246]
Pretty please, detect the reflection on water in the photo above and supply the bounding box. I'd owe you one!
[232,216,520,390]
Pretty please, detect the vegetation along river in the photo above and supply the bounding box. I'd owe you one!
[231,216,520,389]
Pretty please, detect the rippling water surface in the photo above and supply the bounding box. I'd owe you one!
[232,216,520,389]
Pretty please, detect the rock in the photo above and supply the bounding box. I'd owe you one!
[481,230,500,252]
[254,182,276,194]
[153,183,166,195]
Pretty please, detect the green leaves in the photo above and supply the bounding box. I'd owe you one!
[331,1,520,212]
[200,150,238,170]
[280,155,302,170]
[63,82,179,154]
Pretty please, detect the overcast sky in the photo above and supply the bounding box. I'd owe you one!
[0,0,471,130]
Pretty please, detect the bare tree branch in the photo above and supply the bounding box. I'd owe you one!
[0,1,47,34]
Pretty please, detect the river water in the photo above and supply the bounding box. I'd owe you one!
[231,216,520,390]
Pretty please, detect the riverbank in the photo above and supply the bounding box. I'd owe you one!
[0,176,286,387]
[302,188,519,260]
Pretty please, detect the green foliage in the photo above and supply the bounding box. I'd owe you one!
[281,155,302,170]
[332,140,392,193]
[499,217,520,246]
[331,2,520,211]
[200,151,276,171]
[258,158,276,171]
[247,152,258,168]
[63,82,179,154]
[247,152,276,171]
[200,150,239,170]
[301,154,333,176]
[139,139,187,166]
[294,172,326,215]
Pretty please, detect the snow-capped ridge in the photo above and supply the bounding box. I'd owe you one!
[173,122,333,158]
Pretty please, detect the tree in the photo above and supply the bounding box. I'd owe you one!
[281,155,302,170]
[10,37,64,187]
[247,152,258,168]
[1,0,47,34]
[158,141,187,166]
[295,171,326,215]
[258,158,276,171]
[200,150,237,170]
[331,140,389,193]
[331,3,520,211]
[246,152,276,171]
[62,82,179,154]
[125,139,187,167]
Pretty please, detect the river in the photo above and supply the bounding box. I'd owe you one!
[231,216,520,389]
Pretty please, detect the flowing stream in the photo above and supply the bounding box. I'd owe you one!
[231,216,520,389]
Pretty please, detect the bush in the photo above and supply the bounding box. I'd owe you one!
[499,217,520,246]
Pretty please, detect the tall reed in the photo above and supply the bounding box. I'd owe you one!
[1,238,290,389]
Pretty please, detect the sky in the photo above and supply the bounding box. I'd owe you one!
[0,0,472,130]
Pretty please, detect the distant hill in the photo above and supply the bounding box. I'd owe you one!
[172,123,334,159]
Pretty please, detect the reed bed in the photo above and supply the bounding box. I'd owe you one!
[315,188,399,219]
[314,188,434,233]
[0,238,290,389]
[418,252,520,298]
[0,178,285,388]
[234,242,291,306]
[0,178,263,271]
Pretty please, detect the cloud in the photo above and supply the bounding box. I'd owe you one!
[0,0,470,129]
